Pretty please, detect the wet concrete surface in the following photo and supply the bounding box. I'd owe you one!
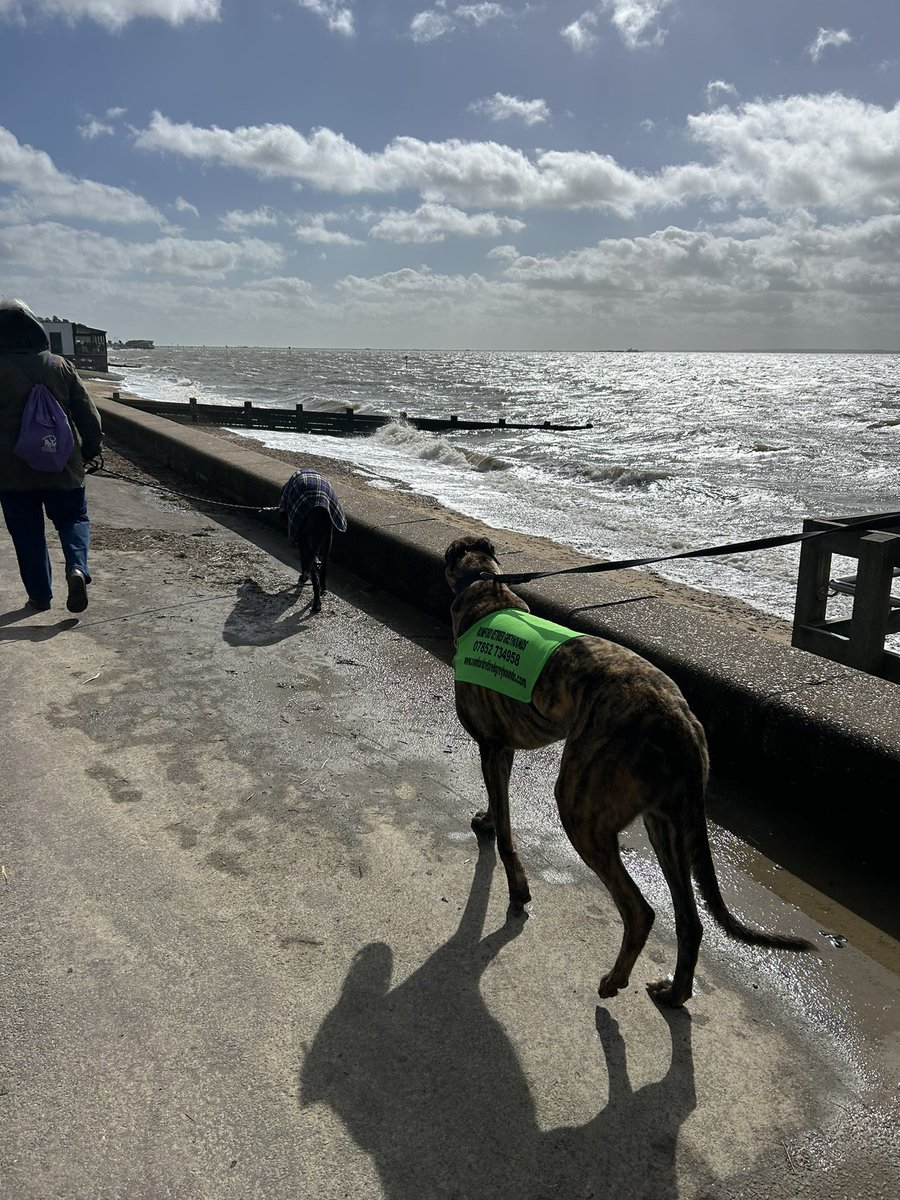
[0,464,897,1199]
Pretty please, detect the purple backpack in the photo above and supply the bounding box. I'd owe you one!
[14,383,75,472]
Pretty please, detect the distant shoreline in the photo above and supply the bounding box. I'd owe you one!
[118,345,900,355]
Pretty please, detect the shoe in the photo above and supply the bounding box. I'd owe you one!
[26,597,51,612]
[66,569,88,613]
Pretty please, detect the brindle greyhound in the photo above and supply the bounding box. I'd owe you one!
[445,535,813,1007]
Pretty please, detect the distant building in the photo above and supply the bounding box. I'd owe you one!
[40,318,108,373]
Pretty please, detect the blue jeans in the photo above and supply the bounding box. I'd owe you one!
[0,488,91,605]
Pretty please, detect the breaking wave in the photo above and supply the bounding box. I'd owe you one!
[370,420,511,473]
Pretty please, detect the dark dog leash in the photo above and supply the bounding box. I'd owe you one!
[482,509,900,585]
[85,455,281,513]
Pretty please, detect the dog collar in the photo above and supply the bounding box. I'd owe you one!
[453,570,492,596]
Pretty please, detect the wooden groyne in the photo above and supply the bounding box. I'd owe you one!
[108,393,593,437]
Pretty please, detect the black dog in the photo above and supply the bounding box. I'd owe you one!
[278,469,347,612]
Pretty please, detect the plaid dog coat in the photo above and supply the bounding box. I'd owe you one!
[279,469,348,545]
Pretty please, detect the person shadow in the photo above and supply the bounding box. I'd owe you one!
[0,605,79,640]
[222,577,314,646]
[300,839,697,1200]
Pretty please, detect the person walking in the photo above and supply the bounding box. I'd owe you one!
[0,299,103,613]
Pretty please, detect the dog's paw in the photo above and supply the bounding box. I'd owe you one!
[597,973,624,999]
[646,977,689,1008]
[471,811,496,836]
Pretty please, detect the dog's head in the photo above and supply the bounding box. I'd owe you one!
[444,536,499,594]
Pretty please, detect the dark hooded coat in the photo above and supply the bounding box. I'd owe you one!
[0,305,103,491]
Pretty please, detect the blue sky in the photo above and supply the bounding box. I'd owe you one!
[1,0,899,349]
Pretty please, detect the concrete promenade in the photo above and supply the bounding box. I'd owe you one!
[0,403,897,1197]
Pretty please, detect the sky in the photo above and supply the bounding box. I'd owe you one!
[1,1,899,350]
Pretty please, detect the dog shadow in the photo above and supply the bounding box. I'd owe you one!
[300,840,697,1200]
[222,578,316,646]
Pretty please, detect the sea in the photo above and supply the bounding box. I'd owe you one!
[108,345,900,623]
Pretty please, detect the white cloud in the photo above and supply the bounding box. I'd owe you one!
[686,94,900,215]
[7,210,900,347]
[0,220,282,281]
[0,1,221,31]
[106,106,127,119]
[78,119,114,140]
[174,196,199,217]
[468,93,550,126]
[337,266,488,304]
[561,11,599,54]
[456,3,507,26]
[486,243,519,262]
[369,202,525,242]
[133,94,900,222]
[295,0,354,36]
[140,235,283,277]
[219,206,280,231]
[0,126,163,224]
[600,0,675,49]
[705,80,737,106]
[293,214,362,245]
[491,213,900,328]
[410,3,509,42]
[409,9,454,42]
[133,111,653,214]
[808,27,852,63]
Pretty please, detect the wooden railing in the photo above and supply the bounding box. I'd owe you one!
[792,514,900,683]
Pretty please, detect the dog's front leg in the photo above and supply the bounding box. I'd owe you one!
[475,741,531,910]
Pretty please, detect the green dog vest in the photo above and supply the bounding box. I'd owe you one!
[454,608,584,703]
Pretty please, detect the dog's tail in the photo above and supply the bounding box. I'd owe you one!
[689,795,815,953]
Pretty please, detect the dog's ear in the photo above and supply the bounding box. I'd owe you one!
[444,540,465,568]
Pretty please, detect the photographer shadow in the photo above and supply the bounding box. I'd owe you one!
[301,839,696,1200]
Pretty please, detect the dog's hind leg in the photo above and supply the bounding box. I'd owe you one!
[643,810,703,1007]
[555,748,655,996]
[305,510,332,612]
[475,740,531,910]
[578,831,655,998]
[318,523,333,597]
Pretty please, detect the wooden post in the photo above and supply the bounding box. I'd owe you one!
[499,417,507,427]
[792,519,834,644]
[846,532,899,674]
[244,400,253,426]
[189,397,198,424]
[112,391,120,401]
[450,414,458,424]
[295,402,304,431]
[346,406,355,432]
